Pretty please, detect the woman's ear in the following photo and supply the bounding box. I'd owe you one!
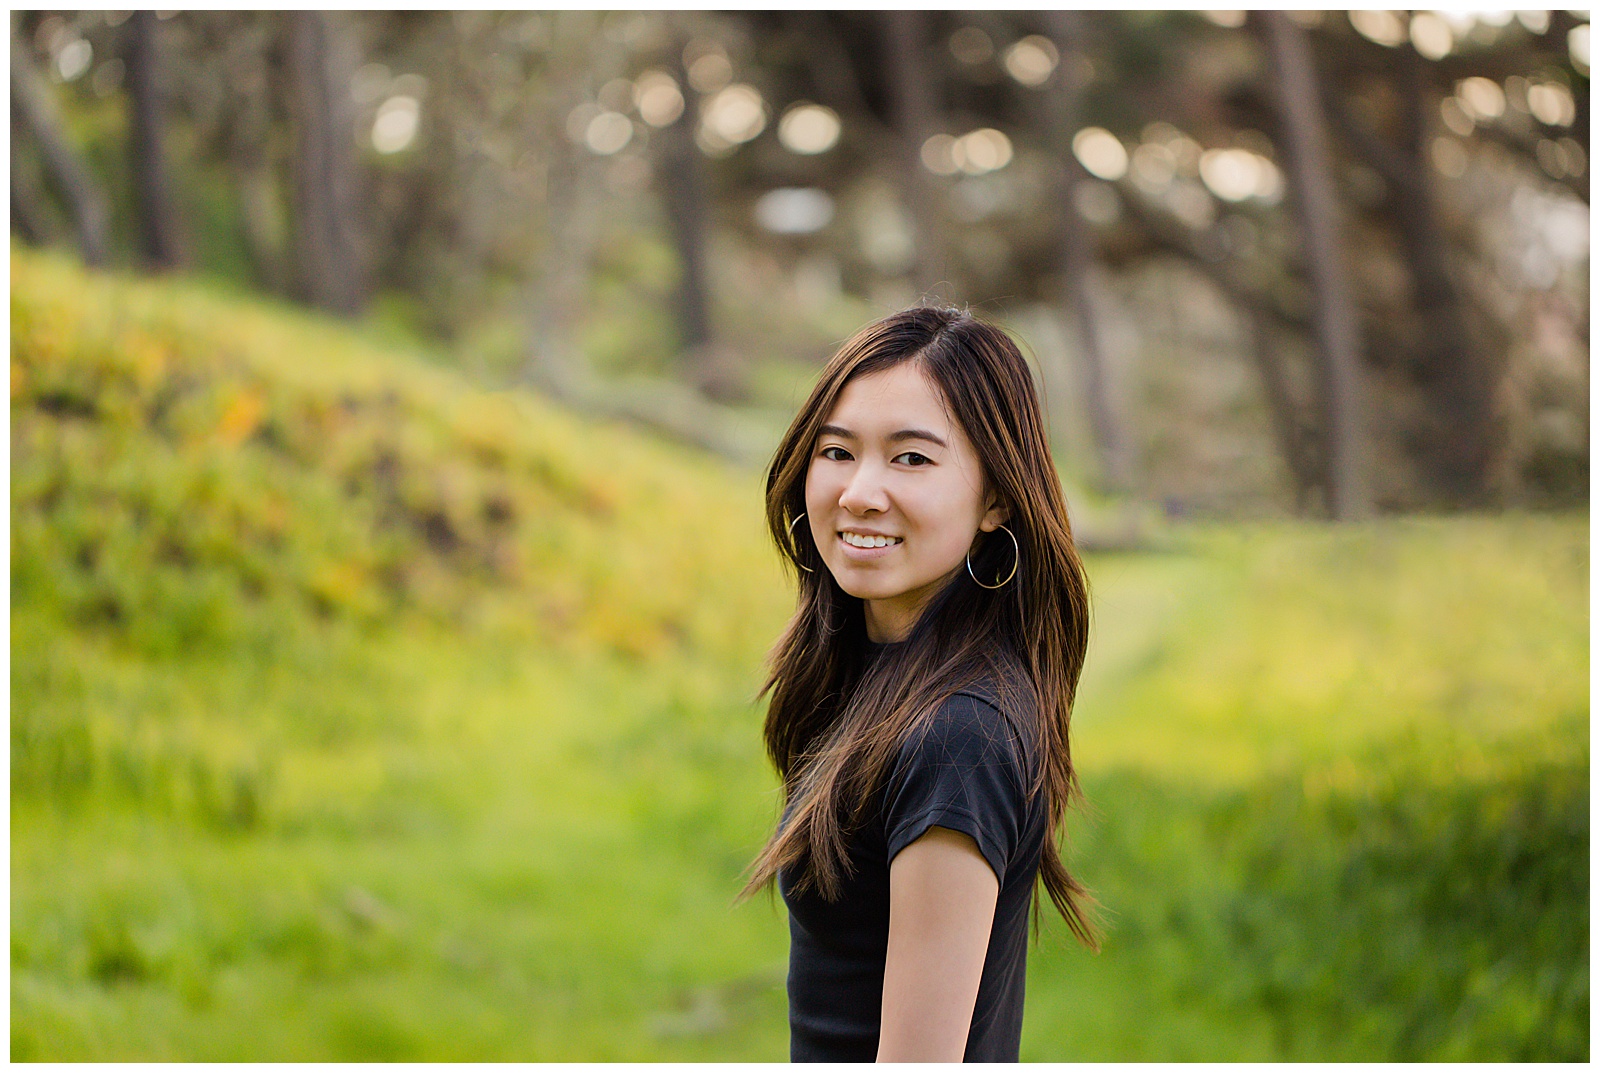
[978,495,1010,533]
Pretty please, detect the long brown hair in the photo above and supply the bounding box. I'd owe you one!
[740,306,1098,950]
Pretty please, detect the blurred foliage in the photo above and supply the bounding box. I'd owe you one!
[10,250,1588,1060]
[1058,735,1586,1061]
[11,246,784,663]
[1020,514,1588,1060]
[12,10,1589,514]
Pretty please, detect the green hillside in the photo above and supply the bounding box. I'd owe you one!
[10,249,1588,1060]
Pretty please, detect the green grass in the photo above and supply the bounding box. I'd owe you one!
[11,249,1588,1060]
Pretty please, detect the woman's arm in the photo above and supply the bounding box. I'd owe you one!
[876,825,1000,1063]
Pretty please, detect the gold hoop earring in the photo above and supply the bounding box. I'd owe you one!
[966,524,1018,590]
[789,513,815,573]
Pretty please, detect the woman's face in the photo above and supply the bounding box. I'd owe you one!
[804,360,1006,643]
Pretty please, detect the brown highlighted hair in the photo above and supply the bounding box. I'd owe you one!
[740,306,1098,949]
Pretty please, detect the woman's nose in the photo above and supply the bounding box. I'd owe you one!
[837,461,890,515]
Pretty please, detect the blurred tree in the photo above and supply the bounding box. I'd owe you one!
[10,12,108,266]
[10,93,52,246]
[881,10,955,298]
[519,11,617,397]
[124,11,183,270]
[285,10,366,316]
[1042,10,1134,496]
[1259,11,1370,520]
[1307,12,1588,504]
[1063,11,1586,513]
[12,9,1585,510]
[654,28,721,398]
[209,11,288,291]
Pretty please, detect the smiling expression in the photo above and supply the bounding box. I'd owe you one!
[804,361,1006,643]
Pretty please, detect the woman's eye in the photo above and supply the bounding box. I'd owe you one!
[894,451,932,466]
[820,446,852,462]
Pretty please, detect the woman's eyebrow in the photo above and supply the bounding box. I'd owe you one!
[817,424,948,448]
[887,428,948,448]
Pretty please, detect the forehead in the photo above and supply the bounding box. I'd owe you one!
[825,361,952,430]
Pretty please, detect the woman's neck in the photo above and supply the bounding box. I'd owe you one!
[863,595,920,642]
[863,565,963,642]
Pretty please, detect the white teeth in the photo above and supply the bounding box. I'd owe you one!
[841,532,902,548]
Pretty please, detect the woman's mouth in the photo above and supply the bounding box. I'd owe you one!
[839,531,903,552]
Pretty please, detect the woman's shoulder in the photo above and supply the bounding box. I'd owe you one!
[881,675,1042,875]
[903,676,1037,779]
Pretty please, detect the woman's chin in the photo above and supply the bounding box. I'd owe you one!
[827,569,901,603]
[829,570,947,608]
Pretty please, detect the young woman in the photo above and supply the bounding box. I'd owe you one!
[741,307,1099,1062]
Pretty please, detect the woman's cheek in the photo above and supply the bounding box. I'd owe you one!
[803,463,827,513]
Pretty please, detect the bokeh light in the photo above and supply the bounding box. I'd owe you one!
[701,83,767,147]
[1517,10,1551,33]
[1567,23,1589,69]
[753,187,835,234]
[954,128,1013,175]
[1456,77,1506,121]
[777,103,841,155]
[1409,12,1454,59]
[1199,148,1262,202]
[1349,10,1407,47]
[634,70,685,128]
[1003,35,1059,87]
[1527,81,1575,126]
[584,111,633,156]
[1073,127,1129,181]
[55,38,91,81]
[372,96,420,154]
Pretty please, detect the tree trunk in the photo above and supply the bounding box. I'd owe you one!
[125,11,184,270]
[1043,10,1135,495]
[654,44,737,400]
[10,96,52,245]
[9,16,109,266]
[1391,53,1496,505]
[1245,308,1320,513]
[1114,185,1321,508]
[1316,60,1499,506]
[521,142,604,399]
[230,21,288,293]
[521,12,613,398]
[880,10,952,298]
[1259,11,1369,520]
[284,11,366,316]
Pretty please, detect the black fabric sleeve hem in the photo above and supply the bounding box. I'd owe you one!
[886,804,1007,883]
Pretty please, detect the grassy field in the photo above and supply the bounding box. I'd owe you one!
[10,250,1589,1060]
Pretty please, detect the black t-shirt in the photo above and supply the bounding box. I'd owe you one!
[778,655,1047,1062]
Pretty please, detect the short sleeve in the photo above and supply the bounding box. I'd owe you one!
[882,692,1029,883]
